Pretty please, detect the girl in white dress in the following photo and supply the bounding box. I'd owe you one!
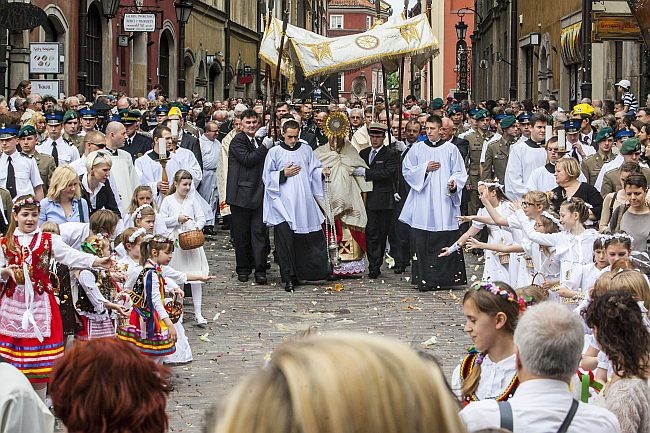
[441,181,514,284]
[123,186,167,234]
[451,280,521,406]
[159,170,210,325]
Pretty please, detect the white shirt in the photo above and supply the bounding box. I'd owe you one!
[0,363,55,433]
[505,139,547,199]
[594,154,623,192]
[480,132,502,163]
[452,353,517,401]
[459,379,621,433]
[0,151,43,198]
[38,136,80,166]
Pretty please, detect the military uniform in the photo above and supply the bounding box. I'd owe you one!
[454,123,469,137]
[601,166,650,197]
[581,151,614,186]
[123,130,152,161]
[465,127,494,214]
[63,133,85,156]
[482,136,514,183]
[25,151,56,196]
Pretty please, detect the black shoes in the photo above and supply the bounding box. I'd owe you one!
[393,267,405,274]
[285,281,294,292]
[255,275,267,285]
[237,274,249,282]
[202,226,216,236]
[368,270,381,279]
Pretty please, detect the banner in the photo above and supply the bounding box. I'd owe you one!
[260,13,439,80]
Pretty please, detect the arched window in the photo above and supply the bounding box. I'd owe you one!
[159,30,172,97]
[86,3,103,96]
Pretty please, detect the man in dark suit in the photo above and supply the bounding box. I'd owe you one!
[226,109,273,284]
[358,123,399,279]
[121,110,152,161]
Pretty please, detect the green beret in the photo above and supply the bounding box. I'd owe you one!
[593,127,613,144]
[448,104,462,115]
[18,125,37,138]
[431,98,444,110]
[473,109,490,120]
[620,137,641,155]
[63,110,79,123]
[500,115,517,129]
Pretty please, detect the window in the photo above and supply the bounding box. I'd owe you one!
[330,15,343,29]
[338,72,344,92]
[366,16,372,29]
[614,41,623,84]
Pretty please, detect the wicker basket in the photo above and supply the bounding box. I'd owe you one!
[165,296,183,324]
[178,229,205,250]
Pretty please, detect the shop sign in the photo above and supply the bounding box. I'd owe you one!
[592,13,642,42]
[29,43,60,74]
[123,14,156,32]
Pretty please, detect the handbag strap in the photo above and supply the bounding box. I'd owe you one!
[498,401,514,432]
[556,399,579,433]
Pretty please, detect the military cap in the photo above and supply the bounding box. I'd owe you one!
[17,125,37,138]
[614,129,635,140]
[79,107,98,118]
[473,109,490,120]
[431,98,444,110]
[593,127,613,144]
[499,115,517,129]
[620,137,641,155]
[563,119,582,135]
[119,110,140,125]
[45,111,64,125]
[516,112,532,124]
[155,105,170,115]
[63,110,79,123]
[448,104,462,115]
[468,108,479,117]
[0,124,19,139]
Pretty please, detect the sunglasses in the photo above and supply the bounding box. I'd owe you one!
[88,142,106,148]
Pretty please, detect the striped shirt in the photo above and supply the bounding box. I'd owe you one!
[622,91,638,114]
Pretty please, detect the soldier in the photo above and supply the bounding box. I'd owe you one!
[121,110,151,161]
[514,112,532,146]
[482,115,518,185]
[564,118,595,163]
[18,125,56,196]
[464,109,494,214]
[595,129,637,191]
[449,104,467,137]
[62,110,85,155]
[38,111,80,166]
[581,127,615,186]
[600,138,650,196]
[154,105,170,126]
[0,124,44,200]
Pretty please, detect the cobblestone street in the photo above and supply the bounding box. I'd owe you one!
[166,229,481,432]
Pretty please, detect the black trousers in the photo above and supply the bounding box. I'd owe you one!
[366,208,392,273]
[388,201,410,269]
[274,222,329,283]
[230,204,267,277]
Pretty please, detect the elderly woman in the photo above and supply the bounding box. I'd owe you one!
[29,112,48,143]
[207,333,465,433]
[551,157,603,224]
[39,165,90,225]
[80,150,120,216]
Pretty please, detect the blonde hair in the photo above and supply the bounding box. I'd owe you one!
[594,270,650,313]
[522,190,552,210]
[85,150,113,173]
[128,185,155,213]
[40,221,60,235]
[209,333,465,433]
[555,157,581,180]
[47,166,81,202]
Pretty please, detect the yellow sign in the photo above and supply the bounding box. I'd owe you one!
[592,13,642,42]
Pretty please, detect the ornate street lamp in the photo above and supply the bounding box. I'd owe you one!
[101,0,121,19]
[455,19,468,41]
[175,0,194,98]
[455,17,469,101]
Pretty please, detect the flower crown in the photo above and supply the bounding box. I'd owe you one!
[601,232,634,243]
[12,196,40,213]
[471,281,517,303]
[128,228,147,244]
[81,233,110,257]
[478,180,504,190]
[143,234,174,245]
[132,204,153,222]
[540,211,561,229]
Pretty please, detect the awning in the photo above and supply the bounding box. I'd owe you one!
[561,22,583,66]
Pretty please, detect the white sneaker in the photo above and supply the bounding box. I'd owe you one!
[196,315,208,325]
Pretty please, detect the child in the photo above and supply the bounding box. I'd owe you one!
[124,186,167,234]
[604,233,632,268]
[159,170,210,325]
[76,234,130,340]
[441,182,514,284]
[132,204,158,235]
[525,198,599,291]
[0,195,111,398]
[559,237,609,301]
[451,280,520,406]
[117,235,178,361]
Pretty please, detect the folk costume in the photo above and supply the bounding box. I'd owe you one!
[75,267,122,340]
[0,227,96,383]
[117,260,176,358]
[399,138,468,289]
[452,351,519,406]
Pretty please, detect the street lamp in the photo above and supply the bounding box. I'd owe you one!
[100,0,120,19]
[175,0,194,98]
[455,17,469,101]
[455,19,468,41]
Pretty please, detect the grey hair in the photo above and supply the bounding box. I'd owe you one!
[350,108,363,117]
[514,301,583,381]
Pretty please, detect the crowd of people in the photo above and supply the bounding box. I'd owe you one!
[0,79,648,432]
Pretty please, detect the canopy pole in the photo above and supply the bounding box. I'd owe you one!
[397,0,409,142]
[270,0,288,141]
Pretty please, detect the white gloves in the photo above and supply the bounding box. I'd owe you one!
[352,167,366,176]
[255,126,268,138]
[262,137,274,149]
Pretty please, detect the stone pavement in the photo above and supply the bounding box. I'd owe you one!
[165,229,483,432]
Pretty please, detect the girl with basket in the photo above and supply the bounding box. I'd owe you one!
[159,170,210,326]
[0,195,112,399]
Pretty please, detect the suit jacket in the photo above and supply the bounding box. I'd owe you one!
[225,132,269,209]
[300,130,318,150]
[451,136,469,163]
[179,132,203,168]
[79,174,121,217]
[123,132,152,161]
[359,145,399,210]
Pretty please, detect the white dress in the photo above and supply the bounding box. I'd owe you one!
[510,211,560,286]
[159,194,209,276]
[472,202,514,284]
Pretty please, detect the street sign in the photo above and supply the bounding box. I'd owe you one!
[592,13,642,42]
[29,43,59,74]
[123,14,156,32]
[0,2,46,31]
[31,80,60,98]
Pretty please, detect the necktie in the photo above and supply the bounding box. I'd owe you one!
[369,149,377,164]
[127,137,133,148]
[51,141,59,166]
[6,155,16,198]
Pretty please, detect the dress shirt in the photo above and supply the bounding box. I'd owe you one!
[459,379,621,433]
[0,363,55,433]
[38,197,89,225]
[81,174,106,209]
[0,151,43,198]
[38,136,80,166]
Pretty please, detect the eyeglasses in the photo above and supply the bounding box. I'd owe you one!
[88,142,106,148]
[205,129,218,133]
[521,201,532,207]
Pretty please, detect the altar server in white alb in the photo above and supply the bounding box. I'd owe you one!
[504,113,549,199]
[197,121,221,216]
[262,119,330,292]
[399,114,468,291]
[134,125,208,207]
[103,121,141,216]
